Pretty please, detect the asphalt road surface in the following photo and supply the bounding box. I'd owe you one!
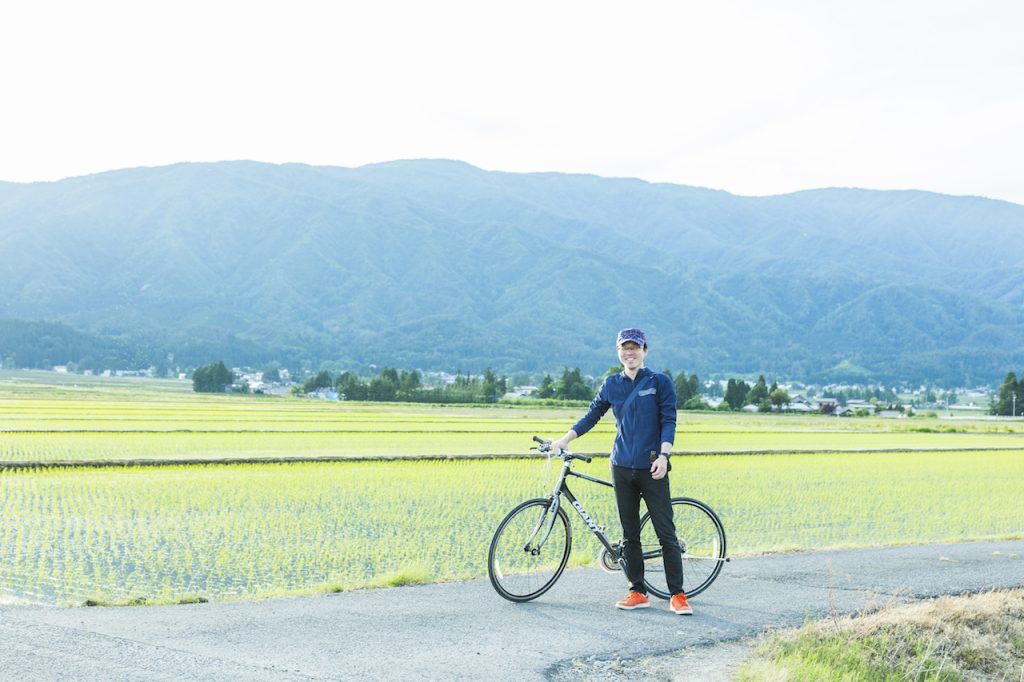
[2,539,1022,681]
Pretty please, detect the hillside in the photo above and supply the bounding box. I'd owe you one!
[1,160,1022,384]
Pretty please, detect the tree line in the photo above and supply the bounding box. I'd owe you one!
[720,375,791,412]
[535,367,792,412]
[299,367,509,404]
[191,360,802,412]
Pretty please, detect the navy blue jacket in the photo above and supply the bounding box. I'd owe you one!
[572,367,677,469]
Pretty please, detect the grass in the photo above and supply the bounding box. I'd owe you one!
[737,589,1024,681]
[2,451,1022,606]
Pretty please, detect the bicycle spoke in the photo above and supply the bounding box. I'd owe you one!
[488,499,571,602]
[641,498,726,599]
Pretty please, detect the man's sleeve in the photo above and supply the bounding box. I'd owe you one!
[571,379,611,437]
[659,374,677,445]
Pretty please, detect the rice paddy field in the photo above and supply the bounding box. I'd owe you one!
[1,370,1023,606]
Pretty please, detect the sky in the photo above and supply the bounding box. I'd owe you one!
[2,0,1022,204]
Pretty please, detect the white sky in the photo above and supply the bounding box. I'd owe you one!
[2,0,1022,204]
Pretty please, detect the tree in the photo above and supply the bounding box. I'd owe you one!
[557,367,592,401]
[769,387,791,409]
[399,370,422,392]
[482,368,501,402]
[687,374,700,400]
[368,366,399,399]
[303,370,333,392]
[724,379,736,408]
[674,371,693,404]
[379,367,400,385]
[336,371,367,400]
[682,395,710,410]
[746,375,769,406]
[992,372,1019,416]
[535,374,556,399]
[192,361,233,393]
[724,378,750,410]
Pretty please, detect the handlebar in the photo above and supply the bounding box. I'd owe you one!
[532,435,592,464]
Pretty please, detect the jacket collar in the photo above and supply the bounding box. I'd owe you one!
[620,366,652,382]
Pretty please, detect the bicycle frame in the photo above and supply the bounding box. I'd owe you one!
[525,456,618,556]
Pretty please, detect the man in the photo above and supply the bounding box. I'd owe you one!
[549,328,691,615]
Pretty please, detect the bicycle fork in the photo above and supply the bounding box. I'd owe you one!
[523,459,574,554]
[523,495,561,554]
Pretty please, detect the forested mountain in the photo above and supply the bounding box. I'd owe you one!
[1,160,1022,385]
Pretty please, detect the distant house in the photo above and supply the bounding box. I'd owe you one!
[504,385,536,399]
[813,398,838,414]
[835,401,877,417]
[845,400,876,414]
[782,395,814,413]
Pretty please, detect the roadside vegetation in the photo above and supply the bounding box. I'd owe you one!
[738,589,1024,681]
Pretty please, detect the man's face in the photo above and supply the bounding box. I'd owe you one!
[617,341,647,371]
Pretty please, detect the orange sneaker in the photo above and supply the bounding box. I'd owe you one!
[615,592,651,610]
[670,592,693,615]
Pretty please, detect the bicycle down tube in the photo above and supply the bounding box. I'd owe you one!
[546,455,619,556]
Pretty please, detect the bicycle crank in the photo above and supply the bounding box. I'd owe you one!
[598,546,622,573]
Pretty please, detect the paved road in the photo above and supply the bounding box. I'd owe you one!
[2,540,1022,681]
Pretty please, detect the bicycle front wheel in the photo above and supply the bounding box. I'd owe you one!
[641,497,726,600]
[488,498,572,602]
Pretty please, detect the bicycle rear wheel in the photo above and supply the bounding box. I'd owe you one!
[488,498,572,602]
[641,497,726,600]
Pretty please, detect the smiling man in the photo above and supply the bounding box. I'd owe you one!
[550,328,690,615]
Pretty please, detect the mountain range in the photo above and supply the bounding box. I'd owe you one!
[1,160,1022,385]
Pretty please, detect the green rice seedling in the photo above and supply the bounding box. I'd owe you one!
[2,450,1022,606]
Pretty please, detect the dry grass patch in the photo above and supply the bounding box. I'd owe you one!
[739,589,1024,681]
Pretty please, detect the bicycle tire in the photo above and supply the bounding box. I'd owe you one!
[640,497,726,600]
[488,498,572,602]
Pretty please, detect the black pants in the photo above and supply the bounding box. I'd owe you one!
[612,465,684,596]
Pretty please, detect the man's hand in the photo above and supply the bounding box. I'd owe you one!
[549,438,569,455]
[650,454,669,479]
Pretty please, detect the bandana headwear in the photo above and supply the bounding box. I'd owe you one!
[616,328,648,348]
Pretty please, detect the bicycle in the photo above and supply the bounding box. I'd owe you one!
[488,436,728,602]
